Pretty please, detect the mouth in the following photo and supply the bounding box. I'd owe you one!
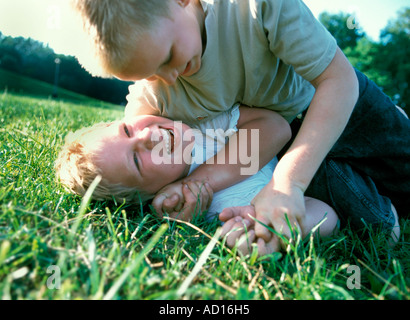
[159,128,175,155]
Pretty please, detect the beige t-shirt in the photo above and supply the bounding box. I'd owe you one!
[125,0,337,125]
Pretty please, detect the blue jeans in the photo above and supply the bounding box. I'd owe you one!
[295,70,410,232]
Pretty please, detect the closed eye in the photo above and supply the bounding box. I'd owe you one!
[123,123,139,171]
[123,124,130,137]
[133,153,139,170]
[162,49,173,66]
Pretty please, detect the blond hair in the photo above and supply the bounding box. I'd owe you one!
[72,0,171,75]
[55,122,151,204]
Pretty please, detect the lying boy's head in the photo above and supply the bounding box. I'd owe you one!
[55,115,193,204]
[73,0,204,84]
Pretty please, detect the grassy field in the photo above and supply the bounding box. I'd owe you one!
[0,68,117,108]
[0,92,409,301]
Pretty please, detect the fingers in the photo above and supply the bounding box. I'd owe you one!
[219,207,237,222]
[271,213,302,248]
[183,181,213,211]
[174,183,198,221]
[221,217,252,245]
[257,235,281,255]
[237,234,281,257]
[152,182,185,217]
[152,193,182,217]
[253,206,304,248]
[254,215,273,242]
[219,205,256,222]
[221,218,282,256]
[203,182,213,209]
[170,181,213,221]
[255,216,303,251]
[256,238,269,256]
[152,180,212,221]
[236,229,256,255]
[163,194,183,212]
[221,208,303,252]
[152,193,168,217]
[221,217,255,254]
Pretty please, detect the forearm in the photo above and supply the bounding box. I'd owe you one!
[273,48,359,192]
[187,108,291,192]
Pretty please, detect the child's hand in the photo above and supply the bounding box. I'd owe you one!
[251,179,306,249]
[152,180,213,221]
[152,182,185,216]
[220,206,255,254]
[219,205,281,256]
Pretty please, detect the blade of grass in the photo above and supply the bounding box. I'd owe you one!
[70,175,102,238]
[177,227,222,297]
[181,247,237,296]
[358,259,409,299]
[103,224,168,300]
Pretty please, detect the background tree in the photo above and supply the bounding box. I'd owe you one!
[320,9,409,115]
[372,8,410,112]
[319,12,366,50]
[0,34,131,105]
[343,37,391,92]
[0,34,23,73]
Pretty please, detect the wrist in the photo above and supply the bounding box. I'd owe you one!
[272,164,309,194]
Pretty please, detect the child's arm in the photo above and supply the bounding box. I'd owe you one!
[153,106,291,217]
[187,106,291,191]
[252,48,358,245]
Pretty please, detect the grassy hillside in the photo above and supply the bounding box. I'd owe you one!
[0,68,119,108]
[0,93,408,301]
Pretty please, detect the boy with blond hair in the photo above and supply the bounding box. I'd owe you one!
[72,0,408,250]
[56,104,291,218]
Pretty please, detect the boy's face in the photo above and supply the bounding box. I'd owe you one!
[115,0,204,85]
[94,115,193,195]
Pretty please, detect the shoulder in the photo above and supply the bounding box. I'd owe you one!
[204,0,314,39]
[124,80,162,117]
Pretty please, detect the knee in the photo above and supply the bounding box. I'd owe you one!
[303,197,339,238]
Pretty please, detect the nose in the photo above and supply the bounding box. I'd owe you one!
[133,127,156,150]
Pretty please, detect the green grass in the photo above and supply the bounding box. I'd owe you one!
[0,68,118,108]
[0,92,409,300]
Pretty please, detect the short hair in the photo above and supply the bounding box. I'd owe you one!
[72,0,171,75]
[55,122,152,204]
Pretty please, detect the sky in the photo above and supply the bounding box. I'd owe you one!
[0,0,408,58]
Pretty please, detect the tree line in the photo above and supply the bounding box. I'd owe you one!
[319,8,409,115]
[0,8,408,113]
[0,33,131,105]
